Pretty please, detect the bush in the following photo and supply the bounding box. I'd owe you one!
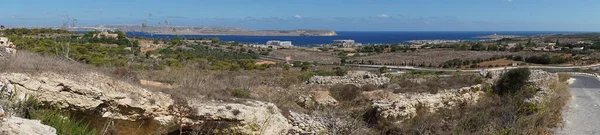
[30,109,97,135]
[329,84,362,101]
[361,84,380,91]
[231,88,251,99]
[495,68,531,96]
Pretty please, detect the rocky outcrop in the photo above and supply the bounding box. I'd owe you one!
[0,116,57,135]
[308,71,389,86]
[0,46,15,58]
[186,100,292,135]
[487,70,560,103]
[525,70,559,103]
[370,84,484,122]
[287,111,329,134]
[296,91,338,108]
[0,72,292,135]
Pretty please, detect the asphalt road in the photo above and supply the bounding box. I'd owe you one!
[557,75,600,135]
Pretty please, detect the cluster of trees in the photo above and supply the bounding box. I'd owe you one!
[355,45,414,53]
[430,43,523,52]
[82,31,138,47]
[524,54,573,64]
[6,28,267,71]
[1,28,71,35]
[9,36,132,67]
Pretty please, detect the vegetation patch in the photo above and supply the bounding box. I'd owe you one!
[377,68,569,134]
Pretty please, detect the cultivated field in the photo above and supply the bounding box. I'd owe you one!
[350,49,552,66]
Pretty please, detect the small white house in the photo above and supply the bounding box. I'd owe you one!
[572,47,585,51]
[266,40,293,47]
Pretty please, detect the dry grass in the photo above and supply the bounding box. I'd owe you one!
[0,51,142,84]
[387,73,482,94]
[270,49,340,64]
[350,48,551,66]
[0,51,96,75]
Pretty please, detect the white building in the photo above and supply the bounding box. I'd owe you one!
[266,40,293,47]
[333,40,356,47]
[573,47,585,51]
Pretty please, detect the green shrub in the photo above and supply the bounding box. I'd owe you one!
[30,109,97,135]
[495,68,531,96]
[231,88,251,98]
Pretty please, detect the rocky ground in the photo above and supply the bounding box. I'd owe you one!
[0,72,292,134]
[308,71,389,86]
[0,55,562,135]
[0,116,57,135]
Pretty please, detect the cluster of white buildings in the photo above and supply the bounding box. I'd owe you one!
[266,40,293,47]
[333,40,356,47]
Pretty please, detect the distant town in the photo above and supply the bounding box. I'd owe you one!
[65,25,338,36]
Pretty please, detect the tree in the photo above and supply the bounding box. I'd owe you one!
[168,97,196,135]
[283,64,291,71]
[211,37,220,44]
[496,68,531,96]
[472,43,484,51]
[379,66,388,74]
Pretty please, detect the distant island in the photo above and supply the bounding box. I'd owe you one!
[67,25,338,36]
[475,33,521,39]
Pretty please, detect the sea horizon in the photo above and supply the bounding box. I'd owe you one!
[121,31,588,46]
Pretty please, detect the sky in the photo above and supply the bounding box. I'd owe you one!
[0,0,599,31]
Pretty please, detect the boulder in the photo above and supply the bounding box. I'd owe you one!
[0,116,57,135]
[296,91,338,108]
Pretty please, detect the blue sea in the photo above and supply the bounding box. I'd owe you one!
[126,31,586,46]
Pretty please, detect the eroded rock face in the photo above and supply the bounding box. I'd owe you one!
[0,72,174,122]
[308,71,389,86]
[0,72,293,135]
[369,84,484,122]
[0,116,57,135]
[187,100,292,135]
[525,70,559,103]
[487,70,560,103]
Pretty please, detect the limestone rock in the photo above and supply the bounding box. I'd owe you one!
[296,91,338,108]
[0,72,293,135]
[188,100,293,135]
[370,84,484,122]
[308,71,389,86]
[0,116,57,135]
[312,91,338,107]
[0,72,174,121]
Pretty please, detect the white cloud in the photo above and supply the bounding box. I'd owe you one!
[377,14,390,19]
[506,0,513,2]
[294,15,303,19]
